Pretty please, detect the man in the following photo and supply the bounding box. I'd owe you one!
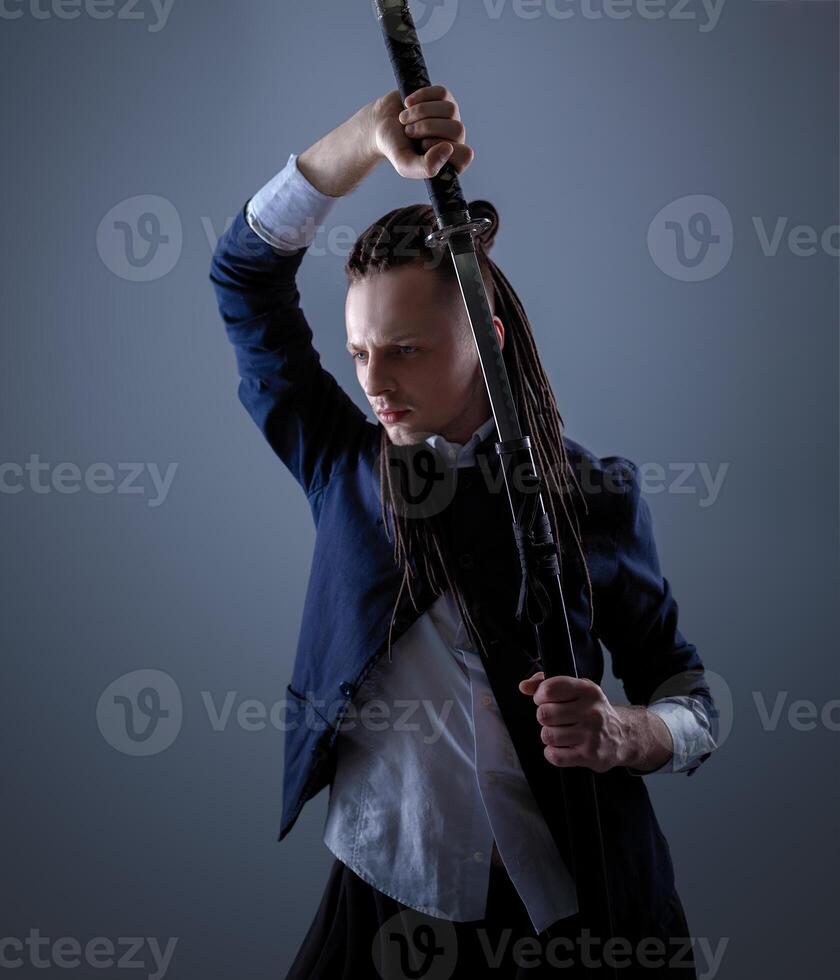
[210,85,718,977]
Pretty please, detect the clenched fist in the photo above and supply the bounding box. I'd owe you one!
[372,84,475,180]
[518,671,674,774]
[519,670,674,773]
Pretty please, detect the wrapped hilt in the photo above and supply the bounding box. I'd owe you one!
[371,0,490,251]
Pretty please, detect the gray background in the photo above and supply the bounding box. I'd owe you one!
[1,0,837,977]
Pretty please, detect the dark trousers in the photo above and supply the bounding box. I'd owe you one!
[283,857,699,978]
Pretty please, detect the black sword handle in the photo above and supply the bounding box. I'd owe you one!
[371,0,469,230]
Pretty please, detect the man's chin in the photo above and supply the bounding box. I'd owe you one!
[387,429,429,447]
[381,418,434,446]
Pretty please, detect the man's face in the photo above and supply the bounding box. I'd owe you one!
[345,263,504,446]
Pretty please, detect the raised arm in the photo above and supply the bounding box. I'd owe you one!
[209,162,370,502]
[209,88,475,503]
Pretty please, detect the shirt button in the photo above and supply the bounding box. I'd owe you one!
[505,747,515,763]
[481,694,493,707]
[473,851,484,862]
[486,772,497,784]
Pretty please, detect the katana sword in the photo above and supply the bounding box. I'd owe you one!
[371,0,618,960]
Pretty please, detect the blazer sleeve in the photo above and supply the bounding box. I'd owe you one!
[209,203,371,500]
[595,459,716,774]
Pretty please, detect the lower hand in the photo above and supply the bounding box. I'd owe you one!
[518,671,632,773]
[371,84,475,180]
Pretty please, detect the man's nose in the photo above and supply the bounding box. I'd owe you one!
[362,354,396,397]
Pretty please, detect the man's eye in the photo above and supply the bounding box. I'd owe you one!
[351,347,417,361]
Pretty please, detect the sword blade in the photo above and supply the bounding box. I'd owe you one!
[449,249,522,444]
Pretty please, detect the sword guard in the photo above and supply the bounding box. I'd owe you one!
[424,214,492,251]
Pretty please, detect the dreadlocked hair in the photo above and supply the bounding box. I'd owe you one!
[344,199,595,663]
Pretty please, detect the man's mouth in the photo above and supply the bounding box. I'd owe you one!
[377,409,411,423]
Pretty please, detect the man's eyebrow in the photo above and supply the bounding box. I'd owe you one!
[345,336,421,351]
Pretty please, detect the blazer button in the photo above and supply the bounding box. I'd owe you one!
[460,473,474,490]
[339,681,355,699]
[458,552,475,569]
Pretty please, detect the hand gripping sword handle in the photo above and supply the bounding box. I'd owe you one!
[371,0,470,232]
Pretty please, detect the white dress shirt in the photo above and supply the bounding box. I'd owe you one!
[244,153,718,932]
[323,416,581,933]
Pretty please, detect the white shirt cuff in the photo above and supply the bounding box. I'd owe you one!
[245,152,340,253]
[626,696,717,776]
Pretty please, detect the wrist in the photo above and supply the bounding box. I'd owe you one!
[296,102,383,199]
[363,97,385,165]
[615,705,673,772]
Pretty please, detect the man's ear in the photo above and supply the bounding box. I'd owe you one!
[494,316,505,352]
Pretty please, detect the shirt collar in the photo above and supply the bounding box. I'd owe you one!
[424,414,496,469]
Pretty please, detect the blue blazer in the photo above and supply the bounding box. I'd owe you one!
[209,204,713,936]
